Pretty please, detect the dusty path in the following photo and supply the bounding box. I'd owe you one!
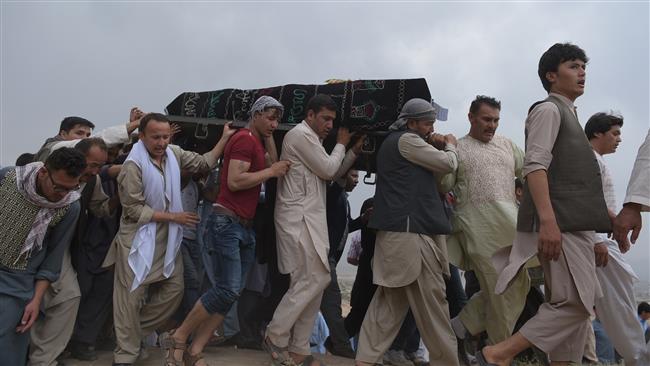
[62,346,354,366]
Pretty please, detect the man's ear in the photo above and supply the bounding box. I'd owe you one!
[545,71,557,85]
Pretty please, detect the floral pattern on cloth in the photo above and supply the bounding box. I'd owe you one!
[456,135,517,207]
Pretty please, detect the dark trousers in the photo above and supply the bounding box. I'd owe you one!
[320,257,353,351]
[447,264,467,318]
[344,237,377,338]
[174,237,204,322]
[464,270,480,300]
[71,266,114,345]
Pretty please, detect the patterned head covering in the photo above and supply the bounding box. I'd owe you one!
[389,98,437,131]
[249,96,284,120]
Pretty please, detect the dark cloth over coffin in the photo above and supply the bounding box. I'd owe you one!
[165,79,432,174]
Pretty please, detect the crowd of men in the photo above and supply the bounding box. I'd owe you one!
[0,42,648,366]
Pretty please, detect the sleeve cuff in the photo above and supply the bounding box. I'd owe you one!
[624,194,650,212]
[522,164,547,178]
[34,271,58,283]
[137,206,155,225]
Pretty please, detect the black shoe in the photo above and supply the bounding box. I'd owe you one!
[68,341,98,361]
[324,336,355,359]
[112,363,132,366]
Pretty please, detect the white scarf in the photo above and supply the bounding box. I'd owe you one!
[125,141,183,291]
[15,162,80,262]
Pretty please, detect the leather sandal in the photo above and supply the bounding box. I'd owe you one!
[262,337,295,366]
[475,348,498,366]
[158,330,186,366]
[183,351,206,366]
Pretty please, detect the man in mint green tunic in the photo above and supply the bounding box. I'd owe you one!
[0,148,85,366]
[444,96,530,348]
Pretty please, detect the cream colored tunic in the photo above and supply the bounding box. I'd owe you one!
[624,128,650,210]
[274,121,356,274]
[103,144,217,288]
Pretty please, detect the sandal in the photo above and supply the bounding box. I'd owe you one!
[183,351,206,366]
[262,337,295,366]
[475,348,498,366]
[158,330,187,366]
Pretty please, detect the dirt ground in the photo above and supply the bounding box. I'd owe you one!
[62,346,354,366]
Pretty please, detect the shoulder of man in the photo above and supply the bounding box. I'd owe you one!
[528,100,559,116]
[117,159,142,183]
[229,129,257,146]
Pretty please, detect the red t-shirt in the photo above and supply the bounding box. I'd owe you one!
[216,128,266,219]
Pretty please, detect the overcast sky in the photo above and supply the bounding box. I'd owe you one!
[1,2,648,281]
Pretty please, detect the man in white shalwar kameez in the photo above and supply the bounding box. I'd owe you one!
[584,112,649,366]
[265,94,359,366]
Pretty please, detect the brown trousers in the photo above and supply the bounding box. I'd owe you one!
[356,237,459,366]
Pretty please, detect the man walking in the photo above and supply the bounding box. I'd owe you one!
[0,148,86,365]
[355,98,459,366]
[265,94,359,366]
[103,113,234,365]
[586,112,649,366]
[30,137,120,366]
[445,96,530,353]
[484,43,612,366]
[160,96,290,366]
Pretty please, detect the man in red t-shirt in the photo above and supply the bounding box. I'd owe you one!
[162,96,290,366]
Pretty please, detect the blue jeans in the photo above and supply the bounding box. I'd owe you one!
[174,237,204,321]
[200,213,256,316]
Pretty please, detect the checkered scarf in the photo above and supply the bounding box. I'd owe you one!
[14,162,80,261]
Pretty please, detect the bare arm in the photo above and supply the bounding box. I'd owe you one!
[227,159,289,192]
[264,136,279,166]
[205,122,236,166]
[16,279,49,333]
[527,169,562,261]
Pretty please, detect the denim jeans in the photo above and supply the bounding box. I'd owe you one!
[174,237,204,321]
[200,213,256,316]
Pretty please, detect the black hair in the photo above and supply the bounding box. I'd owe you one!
[74,137,108,155]
[139,113,170,134]
[638,302,650,315]
[584,112,624,140]
[44,147,87,177]
[469,95,501,114]
[515,178,523,190]
[15,153,35,166]
[538,43,589,92]
[306,94,337,115]
[59,116,95,133]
